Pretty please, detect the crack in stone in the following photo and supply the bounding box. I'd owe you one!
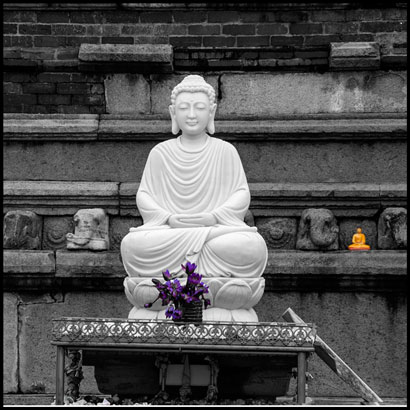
[217,74,223,102]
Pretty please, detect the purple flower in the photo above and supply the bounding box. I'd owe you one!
[162,269,172,281]
[204,299,211,309]
[172,309,182,320]
[181,262,197,274]
[182,293,200,303]
[187,272,202,285]
[165,306,175,318]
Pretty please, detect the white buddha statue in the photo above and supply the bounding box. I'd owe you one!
[121,75,268,322]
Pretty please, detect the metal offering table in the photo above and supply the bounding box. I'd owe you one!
[51,317,316,405]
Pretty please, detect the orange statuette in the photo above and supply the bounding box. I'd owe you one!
[348,228,370,250]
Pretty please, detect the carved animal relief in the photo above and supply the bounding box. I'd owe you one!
[66,208,109,251]
[378,207,407,249]
[296,208,339,251]
[3,210,42,250]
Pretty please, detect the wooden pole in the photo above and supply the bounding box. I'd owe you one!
[282,307,383,404]
[297,352,307,404]
[55,346,65,405]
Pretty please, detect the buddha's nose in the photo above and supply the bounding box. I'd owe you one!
[188,106,196,118]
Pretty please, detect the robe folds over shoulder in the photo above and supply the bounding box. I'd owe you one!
[120,135,268,278]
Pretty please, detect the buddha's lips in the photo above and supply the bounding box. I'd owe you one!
[186,121,198,125]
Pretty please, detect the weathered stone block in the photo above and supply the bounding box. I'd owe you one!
[339,219,377,250]
[66,209,109,251]
[3,250,55,274]
[104,74,150,115]
[256,217,297,249]
[296,209,339,250]
[330,42,380,70]
[55,250,124,276]
[18,292,131,393]
[218,72,407,117]
[79,44,173,63]
[42,216,74,250]
[3,293,19,393]
[109,217,142,251]
[3,210,42,249]
[378,207,407,249]
[264,250,406,276]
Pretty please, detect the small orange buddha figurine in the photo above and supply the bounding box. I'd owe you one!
[348,228,371,250]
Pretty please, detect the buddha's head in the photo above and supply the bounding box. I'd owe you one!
[357,228,362,234]
[169,75,217,136]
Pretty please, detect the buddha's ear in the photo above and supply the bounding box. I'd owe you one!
[206,103,217,135]
[169,105,180,135]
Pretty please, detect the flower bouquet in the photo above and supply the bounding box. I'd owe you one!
[144,262,211,323]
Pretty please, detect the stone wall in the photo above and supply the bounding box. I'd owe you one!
[3,1,407,402]
[3,3,407,113]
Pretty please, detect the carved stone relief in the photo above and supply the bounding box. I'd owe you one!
[378,207,407,249]
[256,217,297,249]
[109,217,143,251]
[42,217,74,250]
[296,208,339,250]
[339,219,377,250]
[3,210,42,250]
[66,208,109,251]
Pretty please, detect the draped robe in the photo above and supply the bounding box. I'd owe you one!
[120,135,268,278]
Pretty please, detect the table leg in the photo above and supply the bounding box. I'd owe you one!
[56,346,65,405]
[297,352,307,405]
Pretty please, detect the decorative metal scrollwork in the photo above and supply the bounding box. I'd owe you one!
[52,318,316,347]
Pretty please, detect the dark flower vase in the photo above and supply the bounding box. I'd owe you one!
[173,300,203,324]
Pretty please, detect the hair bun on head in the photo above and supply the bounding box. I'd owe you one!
[171,75,216,105]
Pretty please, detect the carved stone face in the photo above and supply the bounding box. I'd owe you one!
[169,91,216,137]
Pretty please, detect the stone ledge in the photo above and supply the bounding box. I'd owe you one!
[55,251,124,277]
[3,181,120,216]
[3,250,406,293]
[4,181,406,218]
[3,114,99,141]
[4,114,407,141]
[78,44,173,74]
[3,250,55,274]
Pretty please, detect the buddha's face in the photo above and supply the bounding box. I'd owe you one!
[170,91,216,137]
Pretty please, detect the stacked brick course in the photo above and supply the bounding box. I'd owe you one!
[3,71,105,113]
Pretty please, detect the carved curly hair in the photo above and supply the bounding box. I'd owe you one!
[170,75,216,105]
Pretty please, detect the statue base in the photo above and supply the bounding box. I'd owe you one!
[128,306,259,322]
[348,245,371,250]
[124,276,265,323]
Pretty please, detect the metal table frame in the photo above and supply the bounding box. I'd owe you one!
[51,318,316,405]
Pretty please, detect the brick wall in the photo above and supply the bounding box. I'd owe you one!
[3,3,407,113]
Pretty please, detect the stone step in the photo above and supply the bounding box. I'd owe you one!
[4,113,407,141]
[3,180,406,217]
[2,394,406,406]
[4,113,406,183]
[3,250,406,293]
